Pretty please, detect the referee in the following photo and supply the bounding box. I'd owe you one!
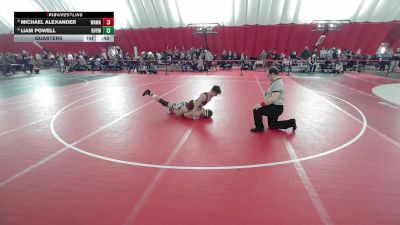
[251,66,297,132]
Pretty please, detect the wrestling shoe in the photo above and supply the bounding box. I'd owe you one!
[142,89,151,96]
[292,119,297,131]
[250,127,264,132]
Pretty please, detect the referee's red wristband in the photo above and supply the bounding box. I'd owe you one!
[260,102,266,106]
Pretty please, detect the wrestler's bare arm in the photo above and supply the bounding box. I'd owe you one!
[192,93,207,111]
[183,110,201,120]
[174,108,187,116]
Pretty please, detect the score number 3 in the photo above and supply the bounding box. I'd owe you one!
[102,18,114,26]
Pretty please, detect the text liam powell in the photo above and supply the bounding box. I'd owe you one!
[19,28,57,34]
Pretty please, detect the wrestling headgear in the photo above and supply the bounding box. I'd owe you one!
[204,109,213,118]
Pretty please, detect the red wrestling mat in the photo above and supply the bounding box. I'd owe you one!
[0,71,399,225]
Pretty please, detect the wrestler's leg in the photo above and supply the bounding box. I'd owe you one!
[142,89,175,108]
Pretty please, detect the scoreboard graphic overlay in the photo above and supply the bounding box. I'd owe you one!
[14,12,114,42]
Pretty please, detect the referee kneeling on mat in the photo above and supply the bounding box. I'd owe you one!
[251,66,297,132]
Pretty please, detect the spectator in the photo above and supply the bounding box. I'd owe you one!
[58,54,65,73]
[260,50,267,60]
[326,48,333,60]
[138,60,147,74]
[300,46,310,60]
[22,51,33,73]
[149,63,158,74]
[290,50,297,59]
[333,61,344,74]
[1,53,16,76]
[204,50,213,71]
[319,47,327,60]
[78,55,88,70]
[282,57,292,74]
[379,49,391,71]
[390,48,400,72]
[332,47,338,59]
[309,54,317,72]
[197,57,205,71]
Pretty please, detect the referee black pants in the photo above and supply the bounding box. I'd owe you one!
[253,104,293,129]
